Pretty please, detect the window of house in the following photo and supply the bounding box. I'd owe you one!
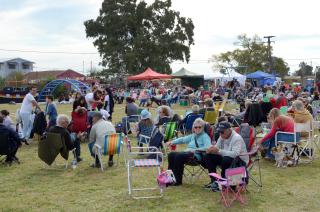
[8,63,16,69]
[22,63,30,69]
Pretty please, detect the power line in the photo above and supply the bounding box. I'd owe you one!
[0,48,98,55]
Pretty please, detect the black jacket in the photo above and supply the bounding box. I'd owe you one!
[48,126,74,151]
[0,124,21,155]
[33,111,47,136]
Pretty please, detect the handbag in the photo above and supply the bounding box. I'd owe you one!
[157,170,176,188]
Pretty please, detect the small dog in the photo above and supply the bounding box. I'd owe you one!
[271,145,294,168]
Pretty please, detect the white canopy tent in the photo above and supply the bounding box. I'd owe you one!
[204,70,246,86]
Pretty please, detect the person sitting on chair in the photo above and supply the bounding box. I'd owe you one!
[258,108,295,159]
[0,110,16,131]
[199,98,215,115]
[155,105,173,126]
[0,116,23,165]
[166,118,211,186]
[136,109,154,148]
[89,112,116,168]
[178,105,200,131]
[204,121,248,192]
[290,99,313,124]
[48,114,82,162]
[122,97,139,134]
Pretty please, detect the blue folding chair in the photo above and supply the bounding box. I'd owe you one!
[183,114,204,134]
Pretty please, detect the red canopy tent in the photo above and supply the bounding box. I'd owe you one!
[127,67,172,80]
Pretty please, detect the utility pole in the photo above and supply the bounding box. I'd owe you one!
[264,35,275,74]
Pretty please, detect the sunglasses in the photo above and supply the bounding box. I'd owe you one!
[194,126,202,129]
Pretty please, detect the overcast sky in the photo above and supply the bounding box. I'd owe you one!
[1,0,320,75]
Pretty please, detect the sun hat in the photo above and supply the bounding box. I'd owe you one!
[140,109,151,120]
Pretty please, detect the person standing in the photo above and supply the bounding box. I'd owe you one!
[104,87,115,121]
[45,95,58,128]
[19,86,40,140]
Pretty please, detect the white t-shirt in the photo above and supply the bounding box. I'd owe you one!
[20,93,35,114]
[85,93,94,110]
[104,95,110,112]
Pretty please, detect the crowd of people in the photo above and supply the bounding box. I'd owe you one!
[0,79,318,192]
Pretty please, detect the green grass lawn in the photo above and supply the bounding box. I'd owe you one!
[0,102,320,211]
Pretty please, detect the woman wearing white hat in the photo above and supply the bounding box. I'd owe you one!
[137,109,154,148]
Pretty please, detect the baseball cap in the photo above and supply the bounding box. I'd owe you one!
[216,121,231,132]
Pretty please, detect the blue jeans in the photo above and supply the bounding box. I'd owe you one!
[20,113,33,139]
[262,133,300,158]
[70,133,81,157]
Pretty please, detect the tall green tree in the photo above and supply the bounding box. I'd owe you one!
[294,61,313,77]
[211,34,290,77]
[84,0,194,77]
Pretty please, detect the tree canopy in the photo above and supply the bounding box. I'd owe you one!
[293,61,313,77]
[84,0,194,77]
[211,34,290,77]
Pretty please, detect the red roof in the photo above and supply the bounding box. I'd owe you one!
[127,67,172,81]
[56,69,85,79]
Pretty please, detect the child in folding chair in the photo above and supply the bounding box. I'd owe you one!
[136,110,154,150]
[204,121,249,192]
[166,118,211,186]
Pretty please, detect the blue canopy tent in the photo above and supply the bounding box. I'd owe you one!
[246,70,276,86]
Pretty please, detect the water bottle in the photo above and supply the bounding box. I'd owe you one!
[71,158,77,169]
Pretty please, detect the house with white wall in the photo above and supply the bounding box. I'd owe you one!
[0,58,34,78]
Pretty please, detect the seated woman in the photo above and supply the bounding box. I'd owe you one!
[154,105,173,126]
[136,109,154,147]
[166,118,211,186]
[259,108,295,159]
[292,99,313,123]
[0,110,15,131]
[138,89,149,107]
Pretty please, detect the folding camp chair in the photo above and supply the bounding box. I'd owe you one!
[235,124,262,188]
[275,121,314,164]
[183,154,207,184]
[209,166,248,207]
[280,106,288,115]
[90,133,123,172]
[163,122,178,142]
[124,115,140,135]
[311,100,320,120]
[312,121,320,156]
[127,146,163,199]
[204,110,218,125]
[182,114,204,134]
[38,132,77,169]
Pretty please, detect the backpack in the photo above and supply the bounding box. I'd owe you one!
[115,122,124,134]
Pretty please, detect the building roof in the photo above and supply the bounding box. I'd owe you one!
[24,69,85,81]
[0,57,34,64]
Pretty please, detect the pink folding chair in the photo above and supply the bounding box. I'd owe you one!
[209,166,247,207]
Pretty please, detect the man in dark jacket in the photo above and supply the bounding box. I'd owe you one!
[48,114,82,162]
[0,116,22,165]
